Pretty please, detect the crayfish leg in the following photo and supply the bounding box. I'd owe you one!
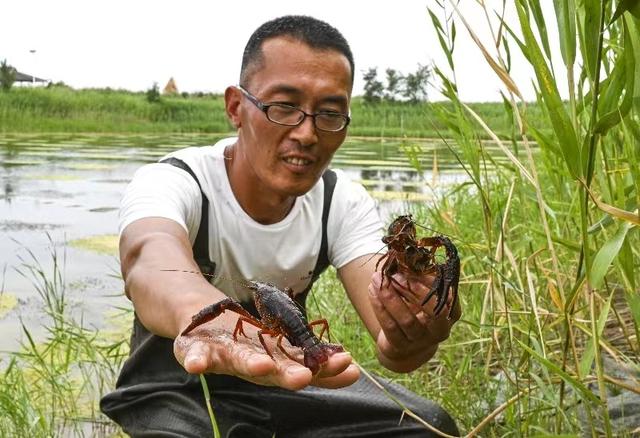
[233,316,265,340]
[275,334,299,362]
[257,329,281,359]
[308,319,330,341]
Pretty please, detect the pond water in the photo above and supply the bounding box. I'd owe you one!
[0,132,478,351]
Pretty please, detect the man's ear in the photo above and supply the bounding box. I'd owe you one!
[224,86,242,129]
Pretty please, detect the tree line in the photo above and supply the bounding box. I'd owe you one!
[361,64,431,104]
[3,58,432,104]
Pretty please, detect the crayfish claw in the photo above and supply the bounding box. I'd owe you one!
[181,297,258,336]
[377,216,460,319]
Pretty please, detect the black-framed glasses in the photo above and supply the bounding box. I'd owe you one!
[238,86,350,132]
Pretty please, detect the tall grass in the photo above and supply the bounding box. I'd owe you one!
[0,84,552,139]
[0,243,129,437]
[0,86,231,133]
[340,1,640,436]
[2,4,638,436]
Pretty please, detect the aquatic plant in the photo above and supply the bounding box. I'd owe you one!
[0,243,129,437]
[377,1,640,435]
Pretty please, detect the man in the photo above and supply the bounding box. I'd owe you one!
[101,15,460,437]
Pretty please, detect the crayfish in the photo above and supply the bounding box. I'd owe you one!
[180,280,344,374]
[376,215,460,319]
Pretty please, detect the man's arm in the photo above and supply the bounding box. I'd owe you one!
[338,254,461,373]
[121,217,358,389]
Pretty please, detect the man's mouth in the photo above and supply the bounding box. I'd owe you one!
[283,157,312,166]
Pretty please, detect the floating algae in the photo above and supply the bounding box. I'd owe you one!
[69,234,119,255]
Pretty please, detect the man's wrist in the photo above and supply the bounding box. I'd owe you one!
[376,344,437,373]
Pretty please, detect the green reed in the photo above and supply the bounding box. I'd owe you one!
[346,1,640,436]
[0,87,231,133]
[0,84,551,139]
[0,244,129,438]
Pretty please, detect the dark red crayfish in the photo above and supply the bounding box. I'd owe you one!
[376,214,460,319]
[180,280,344,374]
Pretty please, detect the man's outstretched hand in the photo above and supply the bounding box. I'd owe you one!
[173,312,359,390]
[368,271,461,373]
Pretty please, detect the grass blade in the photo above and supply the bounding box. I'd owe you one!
[582,0,603,82]
[516,340,602,405]
[588,222,632,289]
[553,0,577,68]
[515,1,582,178]
[578,292,613,377]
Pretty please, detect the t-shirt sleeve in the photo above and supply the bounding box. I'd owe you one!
[328,171,384,269]
[119,163,202,242]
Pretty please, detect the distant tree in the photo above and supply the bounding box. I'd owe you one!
[47,81,71,89]
[146,82,161,103]
[402,64,431,103]
[0,59,17,92]
[384,68,403,101]
[362,67,384,103]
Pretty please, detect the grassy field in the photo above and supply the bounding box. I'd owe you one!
[0,85,549,139]
[1,1,639,437]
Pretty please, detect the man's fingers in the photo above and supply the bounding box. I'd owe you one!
[175,328,324,390]
[312,363,360,389]
[182,341,216,374]
[369,280,425,342]
[369,283,408,347]
[228,345,279,378]
[314,351,352,378]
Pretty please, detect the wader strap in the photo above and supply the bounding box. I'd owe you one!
[159,157,336,315]
[295,169,337,312]
[159,157,216,277]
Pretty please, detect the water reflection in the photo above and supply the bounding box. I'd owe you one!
[3,180,14,203]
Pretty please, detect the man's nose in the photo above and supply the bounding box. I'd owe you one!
[289,114,319,146]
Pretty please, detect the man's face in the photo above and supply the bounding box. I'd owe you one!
[231,36,352,198]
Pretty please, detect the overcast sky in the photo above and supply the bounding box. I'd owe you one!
[2,1,567,102]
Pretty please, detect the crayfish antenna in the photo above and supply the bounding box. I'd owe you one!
[360,243,389,268]
[161,268,217,280]
[162,269,254,290]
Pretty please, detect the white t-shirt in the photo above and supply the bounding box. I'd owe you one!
[120,137,384,302]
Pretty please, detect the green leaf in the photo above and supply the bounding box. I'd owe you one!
[515,1,582,178]
[531,228,581,251]
[624,285,640,344]
[578,293,613,378]
[529,0,553,62]
[451,18,457,52]
[594,18,637,134]
[619,238,636,290]
[554,0,577,68]
[496,11,532,64]
[516,340,602,405]
[583,0,603,82]
[528,125,562,159]
[429,9,455,71]
[625,15,640,111]
[611,0,640,23]
[589,222,632,289]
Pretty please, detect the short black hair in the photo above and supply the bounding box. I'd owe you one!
[240,15,354,88]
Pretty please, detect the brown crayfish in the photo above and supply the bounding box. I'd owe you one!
[375,215,460,319]
[180,279,344,374]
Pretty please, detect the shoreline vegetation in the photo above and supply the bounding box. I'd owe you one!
[0,85,549,139]
[2,1,640,436]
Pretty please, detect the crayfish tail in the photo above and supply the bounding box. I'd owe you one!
[303,343,344,375]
